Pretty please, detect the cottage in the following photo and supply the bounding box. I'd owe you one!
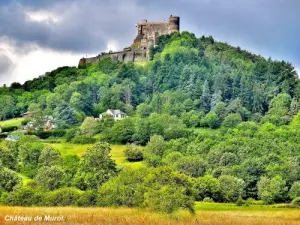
[99,109,127,121]
[23,111,32,118]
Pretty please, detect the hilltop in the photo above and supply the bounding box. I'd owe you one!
[0,31,300,214]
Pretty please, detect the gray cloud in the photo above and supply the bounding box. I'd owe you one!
[0,0,299,83]
[0,53,13,75]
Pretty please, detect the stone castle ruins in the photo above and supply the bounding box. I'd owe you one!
[79,15,180,66]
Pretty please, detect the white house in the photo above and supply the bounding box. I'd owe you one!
[99,109,127,121]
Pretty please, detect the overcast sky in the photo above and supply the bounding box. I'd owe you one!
[0,0,299,85]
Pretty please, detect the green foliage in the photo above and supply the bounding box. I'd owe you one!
[222,113,243,130]
[258,176,287,204]
[219,175,245,202]
[0,167,21,193]
[4,187,44,206]
[80,117,101,138]
[124,144,144,162]
[291,197,300,207]
[44,188,82,206]
[39,146,62,167]
[74,142,117,190]
[195,175,220,201]
[289,182,300,200]
[71,135,96,144]
[35,166,65,190]
[201,112,220,129]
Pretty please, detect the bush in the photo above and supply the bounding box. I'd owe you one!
[51,129,66,137]
[71,135,96,144]
[1,126,18,133]
[21,118,31,126]
[235,196,245,206]
[291,197,300,207]
[5,187,44,206]
[203,197,214,203]
[65,128,79,142]
[76,190,97,207]
[289,182,300,200]
[35,166,65,190]
[44,188,82,206]
[124,144,144,162]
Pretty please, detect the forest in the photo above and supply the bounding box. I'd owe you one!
[0,31,300,213]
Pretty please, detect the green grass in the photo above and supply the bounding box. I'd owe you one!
[46,141,144,168]
[0,118,24,128]
[194,202,294,211]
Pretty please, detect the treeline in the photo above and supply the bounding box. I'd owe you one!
[0,32,299,124]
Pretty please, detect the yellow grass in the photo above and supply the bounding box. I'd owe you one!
[0,206,300,225]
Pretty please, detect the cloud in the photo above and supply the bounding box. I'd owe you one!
[0,0,299,85]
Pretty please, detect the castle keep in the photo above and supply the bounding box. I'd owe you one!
[79,15,180,66]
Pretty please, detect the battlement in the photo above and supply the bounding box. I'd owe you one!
[79,15,180,67]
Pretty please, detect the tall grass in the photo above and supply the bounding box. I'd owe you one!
[0,206,300,225]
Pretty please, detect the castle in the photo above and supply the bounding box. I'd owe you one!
[78,15,180,66]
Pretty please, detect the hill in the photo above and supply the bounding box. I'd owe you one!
[0,32,300,214]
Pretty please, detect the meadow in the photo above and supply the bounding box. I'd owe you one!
[0,203,300,225]
[0,118,24,128]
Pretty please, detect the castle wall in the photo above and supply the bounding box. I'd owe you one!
[78,16,179,67]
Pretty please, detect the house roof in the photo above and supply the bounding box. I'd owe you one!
[102,109,126,116]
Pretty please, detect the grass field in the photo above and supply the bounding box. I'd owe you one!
[0,203,299,225]
[0,118,24,128]
[47,142,144,168]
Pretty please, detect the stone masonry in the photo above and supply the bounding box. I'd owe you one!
[78,15,180,66]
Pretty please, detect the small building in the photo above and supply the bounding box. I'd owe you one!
[23,111,32,118]
[99,109,127,121]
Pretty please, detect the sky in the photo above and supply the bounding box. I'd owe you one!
[0,0,299,85]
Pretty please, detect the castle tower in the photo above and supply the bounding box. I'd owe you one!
[168,15,180,33]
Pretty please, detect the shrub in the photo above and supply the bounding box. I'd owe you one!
[71,135,96,144]
[1,126,18,133]
[222,113,242,129]
[235,196,245,206]
[21,118,31,126]
[76,190,97,207]
[203,197,214,203]
[45,188,82,206]
[51,129,66,137]
[124,144,144,162]
[65,128,79,142]
[289,182,300,200]
[291,197,300,207]
[35,166,65,190]
[5,187,44,206]
[0,168,21,192]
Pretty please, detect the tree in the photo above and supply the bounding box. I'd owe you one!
[222,113,242,130]
[38,146,62,167]
[110,117,135,143]
[124,144,144,162]
[258,176,287,204]
[28,103,45,130]
[289,182,300,200]
[195,175,220,201]
[35,166,65,191]
[219,175,245,202]
[137,103,152,118]
[0,166,21,193]
[175,156,207,177]
[54,103,79,128]
[201,80,211,113]
[143,167,195,213]
[0,95,15,120]
[144,135,166,166]
[80,117,100,138]
[74,142,117,190]
[201,112,220,129]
